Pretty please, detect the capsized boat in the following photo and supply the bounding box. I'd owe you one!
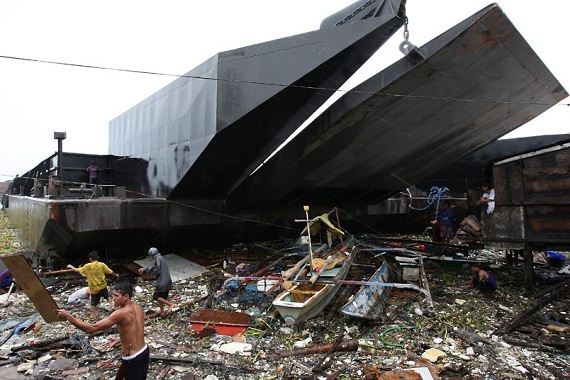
[340,260,392,320]
[272,246,356,325]
[339,249,435,318]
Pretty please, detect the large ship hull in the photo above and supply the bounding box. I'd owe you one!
[3,3,567,259]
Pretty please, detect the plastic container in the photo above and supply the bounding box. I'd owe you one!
[546,251,567,268]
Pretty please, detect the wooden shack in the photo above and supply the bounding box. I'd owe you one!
[483,140,570,292]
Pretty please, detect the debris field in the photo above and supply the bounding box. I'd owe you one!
[0,237,569,380]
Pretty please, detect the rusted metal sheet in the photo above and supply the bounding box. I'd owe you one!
[494,143,570,206]
[489,142,570,248]
[481,207,525,250]
[1,254,60,323]
[526,205,570,241]
[522,149,570,204]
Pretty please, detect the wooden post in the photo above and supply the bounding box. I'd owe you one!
[304,205,314,276]
[523,243,534,295]
[333,207,343,245]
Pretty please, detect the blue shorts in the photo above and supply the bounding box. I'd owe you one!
[0,277,14,288]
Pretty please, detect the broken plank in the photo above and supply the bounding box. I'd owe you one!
[266,339,358,359]
[1,254,60,322]
[123,262,156,280]
[11,335,69,352]
[532,277,570,299]
[149,354,256,373]
[492,291,560,336]
[502,335,556,352]
[313,331,345,373]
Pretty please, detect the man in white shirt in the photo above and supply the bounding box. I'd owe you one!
[476,183,495,215]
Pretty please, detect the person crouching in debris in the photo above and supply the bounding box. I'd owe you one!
[67,286,90,304]
[55,283,149,380]
[451,214,482,243]
[468,264,497,297]
[67,250,120,319]
[138,247,174,318]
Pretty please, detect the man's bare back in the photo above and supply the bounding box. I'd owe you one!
[55,285,146,356]
[55,283,149,379]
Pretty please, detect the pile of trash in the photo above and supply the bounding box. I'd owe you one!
[0,244,569,379]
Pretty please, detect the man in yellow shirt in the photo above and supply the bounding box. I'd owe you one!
[67,251,119,319]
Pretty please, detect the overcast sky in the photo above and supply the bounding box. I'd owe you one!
[0,0,568,179]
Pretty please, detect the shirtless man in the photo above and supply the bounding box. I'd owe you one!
[468,265,497,297]
[451,214,482,243]
[55,283,149,379]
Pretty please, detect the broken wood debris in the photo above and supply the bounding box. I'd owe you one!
[492,290,561,336]
[0,236,568,378]
[265,339,359,359]
[11,335,69,352]
[312,331,345,373]
[38,268,75,276]
[150,354,257,374]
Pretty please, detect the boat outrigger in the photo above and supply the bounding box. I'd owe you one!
[272,246,356,326]
[272,206,355,325]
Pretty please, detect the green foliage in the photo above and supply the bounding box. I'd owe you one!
[0,211,21,255]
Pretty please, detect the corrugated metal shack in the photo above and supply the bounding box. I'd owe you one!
[483,138,570,292]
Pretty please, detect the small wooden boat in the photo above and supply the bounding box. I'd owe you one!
[340,260,392,320]
[272,247,356,325]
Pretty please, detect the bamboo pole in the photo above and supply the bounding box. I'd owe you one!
[309,252,338,285]
[281,243,327,281]
[39,268,75,276]
[304,205,314,276]
[333,207,343,245]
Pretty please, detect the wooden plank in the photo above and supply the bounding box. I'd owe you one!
[1,254,60,323]
[39,268,75,276]
[123,262,156,280]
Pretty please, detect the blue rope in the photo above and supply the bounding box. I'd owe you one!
[408,186,449,219]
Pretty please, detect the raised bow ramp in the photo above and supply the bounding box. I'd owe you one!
[229,4,568,207]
